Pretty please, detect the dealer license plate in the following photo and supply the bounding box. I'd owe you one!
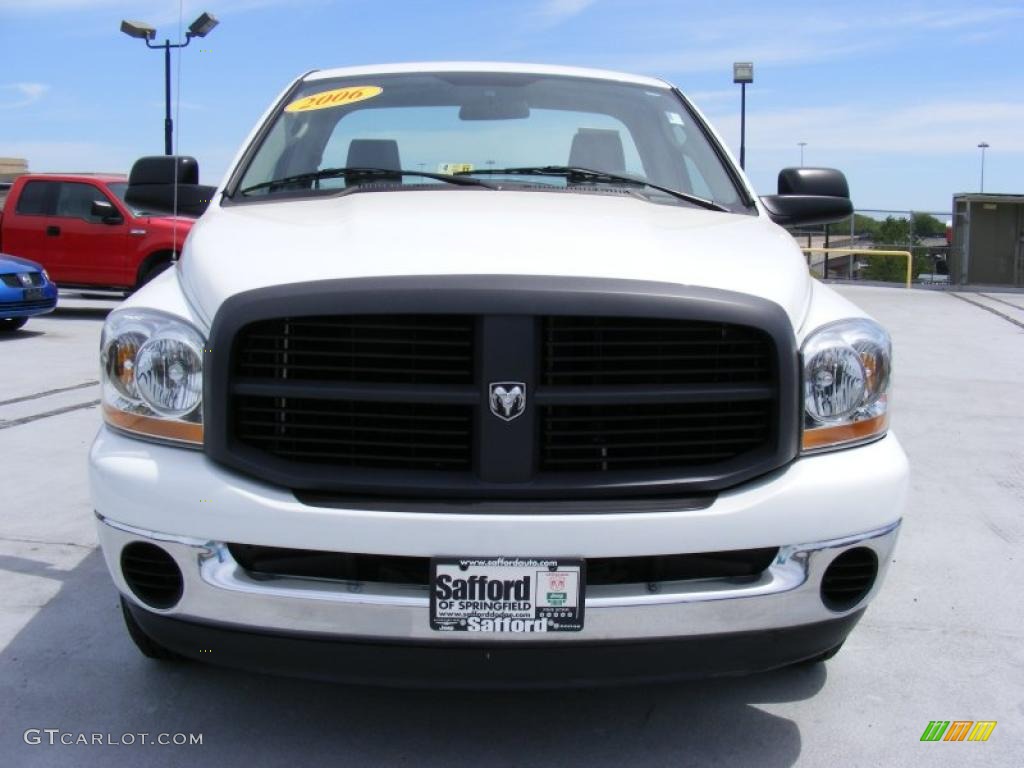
[430,557,585,633]
[23,287,45,301]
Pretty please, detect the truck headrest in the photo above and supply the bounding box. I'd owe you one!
[569,129,626,175]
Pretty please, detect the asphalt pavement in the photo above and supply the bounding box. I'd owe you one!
[0,285,1020,767]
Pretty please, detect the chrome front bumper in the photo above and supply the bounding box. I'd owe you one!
[98,514,900,644]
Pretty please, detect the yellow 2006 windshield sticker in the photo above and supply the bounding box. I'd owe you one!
[285,86,382,113]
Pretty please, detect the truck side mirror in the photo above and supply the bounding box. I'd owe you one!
[760,167,853,227]
[91,199,124,225]
[124,155,216,217]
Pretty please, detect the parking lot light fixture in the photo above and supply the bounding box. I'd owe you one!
[119,12,219,156]
[120,20,156,40]
[188,12,219,38]
[798,141,808,167]
[733,62,753,170]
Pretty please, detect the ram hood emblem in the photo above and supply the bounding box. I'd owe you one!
[489,382,526,422]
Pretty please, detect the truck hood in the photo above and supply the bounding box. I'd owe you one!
[180,190,812,329]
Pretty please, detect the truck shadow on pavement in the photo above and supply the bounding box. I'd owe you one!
[51,306,114,321]
[1,550,824,767]
[0,329,45,340]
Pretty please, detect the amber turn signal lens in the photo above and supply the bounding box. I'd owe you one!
[103,403,203,446]
[802,412,889,452]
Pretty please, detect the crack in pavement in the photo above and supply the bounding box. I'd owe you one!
[0,399,100,430]
[948,292,1024,330]
[0,536,95,550]
[0,380,98,407]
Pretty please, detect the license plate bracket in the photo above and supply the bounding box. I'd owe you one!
[430,556,585,633]
[23,287,45,301]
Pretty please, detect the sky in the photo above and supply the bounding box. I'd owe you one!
[1,0,1022,214]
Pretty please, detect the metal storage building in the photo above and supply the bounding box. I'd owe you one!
[951,194,1024,286]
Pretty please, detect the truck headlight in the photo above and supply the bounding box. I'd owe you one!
[801,318,891,453]
[100,309,204,446]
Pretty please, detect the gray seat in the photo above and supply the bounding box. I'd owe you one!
[346,139,401,177]
[568,129,626,175]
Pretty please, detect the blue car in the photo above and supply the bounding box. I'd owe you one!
[0,253,58,331]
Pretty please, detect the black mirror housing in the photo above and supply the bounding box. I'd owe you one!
[129,155,200,186]
[91,199,123,225]
[777,167,849,198]
[761,166,852,227]
[125,155,214,217]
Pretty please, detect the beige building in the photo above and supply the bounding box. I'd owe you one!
[0,157,29,182]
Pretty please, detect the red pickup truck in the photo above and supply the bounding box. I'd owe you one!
[0,173,194,290]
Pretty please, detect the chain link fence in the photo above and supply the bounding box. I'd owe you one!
[789,209,954,285]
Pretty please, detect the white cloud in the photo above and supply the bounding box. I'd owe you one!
[0,0,305,17]
[0,0,121,8]
[707,100,1024,155]
[605,3,1022,75]
[893,6,1024,29]
[0,83,50,109]
[0,141,134,173]
[534,0,598,25]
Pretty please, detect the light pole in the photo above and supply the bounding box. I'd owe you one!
[120,13,219,155]
[798,141,807,167]
[733,62,753,170]
[977,142,989,192]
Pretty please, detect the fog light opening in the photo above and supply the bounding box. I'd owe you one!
[820,547,878,612]
[120,542,184,609]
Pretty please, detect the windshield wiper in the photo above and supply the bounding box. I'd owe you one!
[237,167,496,196]
[457,165,728,212]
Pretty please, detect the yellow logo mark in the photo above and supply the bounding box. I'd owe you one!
[967,721,997,742]
[285,86,383,113]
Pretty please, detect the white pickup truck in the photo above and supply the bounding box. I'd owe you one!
[90,62,907,686]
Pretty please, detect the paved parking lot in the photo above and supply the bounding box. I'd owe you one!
[0,286,1021,767]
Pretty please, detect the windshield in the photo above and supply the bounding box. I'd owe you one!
[231,71,750,212]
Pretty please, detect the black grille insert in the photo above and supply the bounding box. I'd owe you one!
[542,316,773,386]
[541,401,773,472]
[233,395,473,471]
[235,314,474,384]
[228,544,779,587]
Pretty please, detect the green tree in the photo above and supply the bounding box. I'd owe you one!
[828,213,882,239]
[861,253,907,282]
[875,216,910,246]
[911,213,946,237]
[860,251,934,282]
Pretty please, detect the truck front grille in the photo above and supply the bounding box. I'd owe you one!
[206,276,799,499]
